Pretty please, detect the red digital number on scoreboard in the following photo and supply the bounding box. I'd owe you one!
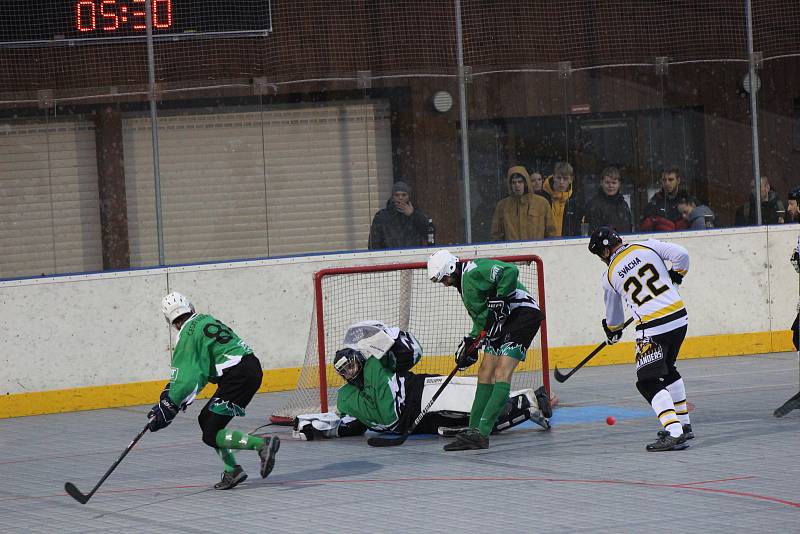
[75,0,173,33]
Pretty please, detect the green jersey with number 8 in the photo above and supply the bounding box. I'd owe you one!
[168,313,254,408]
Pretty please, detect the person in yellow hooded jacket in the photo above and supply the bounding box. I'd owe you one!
[543,161,583,237]
[490,165,556,242]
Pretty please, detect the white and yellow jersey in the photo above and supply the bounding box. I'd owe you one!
[602,239,689,337]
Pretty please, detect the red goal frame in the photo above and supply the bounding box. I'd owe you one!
[311,254,550,414]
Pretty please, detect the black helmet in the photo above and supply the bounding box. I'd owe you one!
[588,226,622,258]
[789,186,800,201]
[333,348,367,389]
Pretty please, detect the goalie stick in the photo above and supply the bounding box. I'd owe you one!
[65,422,150,504]
[554,317,634,383]
[367,332,487,447]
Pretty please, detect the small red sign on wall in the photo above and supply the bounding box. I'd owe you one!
[571,104,591,114]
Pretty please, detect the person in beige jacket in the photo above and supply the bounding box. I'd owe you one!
[490,166,556,241]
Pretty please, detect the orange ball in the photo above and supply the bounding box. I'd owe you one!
[606,416,616,425]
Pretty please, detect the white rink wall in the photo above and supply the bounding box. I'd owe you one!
[1,225,796,395]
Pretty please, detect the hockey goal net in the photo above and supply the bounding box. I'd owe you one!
[270,254,551,424]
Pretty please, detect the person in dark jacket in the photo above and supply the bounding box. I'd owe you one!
[734,177,785,226]
[786,186,800,224]
[368,181,430,249]
[640,168,689,232]
[582,166,632,234]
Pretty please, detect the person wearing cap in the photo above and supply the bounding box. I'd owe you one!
[786,186,800,224]
[490,165,556,242]
[368,180,431,249]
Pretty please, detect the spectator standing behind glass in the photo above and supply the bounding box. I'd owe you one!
[734,176,785,226]
[582,166,632,233]
[676,194,714,230]
[543,161,582,236]
[368,181,430,249]
[785,187,800,224]
[529,170,552,205]
[490,166,556,242]
[640,168,689,232]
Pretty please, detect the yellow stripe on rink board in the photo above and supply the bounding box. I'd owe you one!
[0,330,793,419]
[549,330,792,369]
[0,367,301,419]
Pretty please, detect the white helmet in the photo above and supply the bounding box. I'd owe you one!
[161,292,195,325]
[427,249,459,283]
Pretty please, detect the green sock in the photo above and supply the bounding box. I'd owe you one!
[478,381,511,437]
[469,383,494,429]
[215,429,266,450]
[215,447,237,472]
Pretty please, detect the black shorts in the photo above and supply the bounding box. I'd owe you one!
[651,325,687,376]
[210,353,263,409]
[485,306,544,360]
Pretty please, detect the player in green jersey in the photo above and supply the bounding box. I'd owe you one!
[427,250,545,450]
[147,292,280,490]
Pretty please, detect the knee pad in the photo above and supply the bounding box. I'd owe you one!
[198,409,231,448]
[663,367,681,386]
[636,378,663,403]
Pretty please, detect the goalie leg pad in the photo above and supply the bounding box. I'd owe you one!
[420,376,477,413]
[492,393,550,433]
[292,412,341,440]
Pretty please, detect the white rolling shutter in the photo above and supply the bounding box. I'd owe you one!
[123,101,392,266]
[0,121,102,279]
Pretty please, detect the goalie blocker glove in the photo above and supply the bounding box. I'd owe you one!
[147,395,180,432]
[455,336,480,370]
[602,319,623,345]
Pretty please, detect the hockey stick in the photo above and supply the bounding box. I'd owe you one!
[553,317,635,383]
[65,422,150,504]
[367,332,487,447]
[773,391,800,418]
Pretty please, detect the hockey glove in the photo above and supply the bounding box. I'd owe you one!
[668,269,684,286]
[147,395,179,432]
[486,296,510,323]
[602,319,623,345]
[455,336,480,370]
[791,251,800,274]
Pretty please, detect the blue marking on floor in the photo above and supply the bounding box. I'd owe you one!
[530,405,652,427]
[366,405,652,438]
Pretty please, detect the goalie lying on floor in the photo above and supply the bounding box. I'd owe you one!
[292,321,551,440]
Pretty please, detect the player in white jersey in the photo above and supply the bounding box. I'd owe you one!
[776,235,800,417]
[588,226,693,451]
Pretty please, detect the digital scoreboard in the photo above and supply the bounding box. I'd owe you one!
[0,0,272,43]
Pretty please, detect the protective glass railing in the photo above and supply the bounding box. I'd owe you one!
[0,1,798,279]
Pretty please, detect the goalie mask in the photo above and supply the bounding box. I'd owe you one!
[334,348,367,389]
[588,226,622,262]
[343,320,396,358]
[161,291,195,326]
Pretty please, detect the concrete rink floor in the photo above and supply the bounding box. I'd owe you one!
[1,352,799,533]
